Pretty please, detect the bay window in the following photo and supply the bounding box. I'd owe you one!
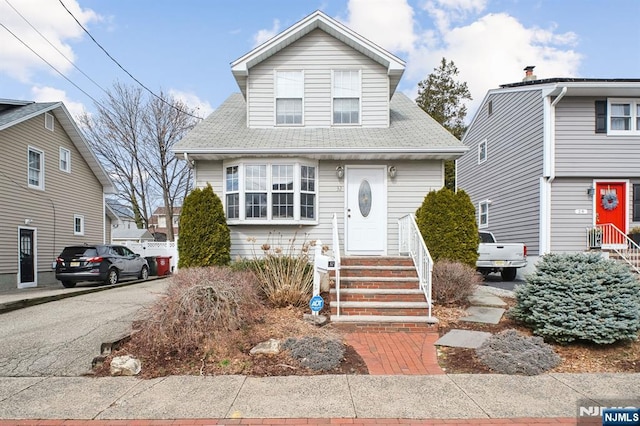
[224,161,317,223]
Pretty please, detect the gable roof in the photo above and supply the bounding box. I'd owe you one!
[0,100,116,193]
[173,92,467,160]
[230,10,406,98]
[111,227,154,241]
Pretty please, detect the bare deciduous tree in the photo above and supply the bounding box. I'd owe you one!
[79,82,199,240]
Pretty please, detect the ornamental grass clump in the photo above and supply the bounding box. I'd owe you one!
[476,329,561,375]
[249,234,314,308]
[509,252,640,344]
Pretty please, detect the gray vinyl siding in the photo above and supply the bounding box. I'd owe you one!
[247,29,389,128]
[195,159,443,258]
[457,89,544,255]
[555,96,640,177]
[0,113,105,289]
[549,178,595,252]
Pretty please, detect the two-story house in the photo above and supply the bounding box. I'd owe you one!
[148,206,181,242]
[0,99,116,290]
[457,68,640,274]
[173,10,467,259]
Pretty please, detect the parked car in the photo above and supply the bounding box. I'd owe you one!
[477,231,527,281]
[55,244,149,288]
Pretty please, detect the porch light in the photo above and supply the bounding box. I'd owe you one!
[587,187,595,197]
[388,165,397,178]
[336,165,344,179]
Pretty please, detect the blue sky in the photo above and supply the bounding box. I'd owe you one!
[1,0,639,120]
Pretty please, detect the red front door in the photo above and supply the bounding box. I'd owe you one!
[595,181,626,245]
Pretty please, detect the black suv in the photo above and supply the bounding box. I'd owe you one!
[55,244,149,288]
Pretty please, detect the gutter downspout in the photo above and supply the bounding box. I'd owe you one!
[540,86,568,255]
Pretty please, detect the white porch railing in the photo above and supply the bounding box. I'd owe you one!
[398,214,433,318]
[586,223,640,274]
[331,213,341,317]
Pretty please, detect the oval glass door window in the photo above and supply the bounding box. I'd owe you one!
[358,180,372,217]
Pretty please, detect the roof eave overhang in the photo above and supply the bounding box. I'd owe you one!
[174,147,468,161]
[496,81,640,98]
[231,10,406,97]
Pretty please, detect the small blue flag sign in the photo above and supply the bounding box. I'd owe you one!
[309,295,324,312]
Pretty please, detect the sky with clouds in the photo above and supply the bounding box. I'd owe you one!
[1,0,638,121]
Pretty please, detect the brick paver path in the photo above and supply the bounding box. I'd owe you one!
[344,331,444,375]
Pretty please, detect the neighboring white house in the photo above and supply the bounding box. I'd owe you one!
[456,67,640,274]
[0,99,116,290]
[173,10,467,258]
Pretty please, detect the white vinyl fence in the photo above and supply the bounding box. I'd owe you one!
[120,240,179,273]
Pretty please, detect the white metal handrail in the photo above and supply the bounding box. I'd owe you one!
[586,223,640,274]
[331,213,342,317]
[398,214,433,318]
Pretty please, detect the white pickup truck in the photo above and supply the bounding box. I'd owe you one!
[477,231,527,281]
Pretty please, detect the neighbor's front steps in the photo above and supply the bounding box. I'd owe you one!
[329,256,437,332]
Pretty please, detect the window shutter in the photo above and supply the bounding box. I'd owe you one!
[595,100,607,133]
[633,184,640,222]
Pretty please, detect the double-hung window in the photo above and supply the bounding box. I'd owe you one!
[275,71,303,125]
[224,160,317,223]
[601,99,640,135]
[478,139,488,164]
[478,200,489,228]
[74,214,84,236]
[28,147,44,190]
[333,70,360,124]
[59,147,70,172]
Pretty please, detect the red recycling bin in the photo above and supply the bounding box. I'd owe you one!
[156,256,172,276]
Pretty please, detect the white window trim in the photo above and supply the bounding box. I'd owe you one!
[331,69,362,126]
[59,147,71,173]
[478,139,488,164]
[607,98,640,135]
[44,112,54,131]
[274,70,304,126]
[478,200,490,229]
[27,146,44,190]
[223,158,318,225]
[74,214,85,236]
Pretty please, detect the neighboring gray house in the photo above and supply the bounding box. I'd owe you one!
[457,69,640,273]
[173,10,467,258]
[0,99,116,290]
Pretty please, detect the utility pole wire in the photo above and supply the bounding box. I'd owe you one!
[57,0,203,120]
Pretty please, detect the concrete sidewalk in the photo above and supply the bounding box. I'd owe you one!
[0,373,637,421]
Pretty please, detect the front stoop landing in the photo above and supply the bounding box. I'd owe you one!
[329,256,437,332]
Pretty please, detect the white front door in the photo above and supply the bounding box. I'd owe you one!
[345,166,387,254]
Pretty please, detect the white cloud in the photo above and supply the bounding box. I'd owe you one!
[169,89,214,119]
[345,0,416,53]
[31,86,87,119]
[0,0,99,82]
[345,0,582,121]
[253,19,280,47]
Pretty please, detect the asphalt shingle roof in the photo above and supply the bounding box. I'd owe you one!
[174,92,466,159]
[0,102,57,129]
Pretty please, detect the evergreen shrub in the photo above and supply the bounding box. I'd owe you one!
[415,188,479,268]
[178,184,230,268]
[432,260,480,306]
[476,329,561,375]
[509,253,640,344]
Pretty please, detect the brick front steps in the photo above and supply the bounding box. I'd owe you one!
[329,256,437,332]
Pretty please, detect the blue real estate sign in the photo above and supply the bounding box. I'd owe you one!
[309,295,324,313]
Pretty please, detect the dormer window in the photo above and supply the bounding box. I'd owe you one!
[275,71,303,125]
[332,70,360,125]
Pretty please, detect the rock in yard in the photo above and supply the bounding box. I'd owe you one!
[110,355,141,376]
[303,313,328,326]
[250,338,281,355]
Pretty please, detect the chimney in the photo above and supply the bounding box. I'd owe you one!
[523,65,537,82]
